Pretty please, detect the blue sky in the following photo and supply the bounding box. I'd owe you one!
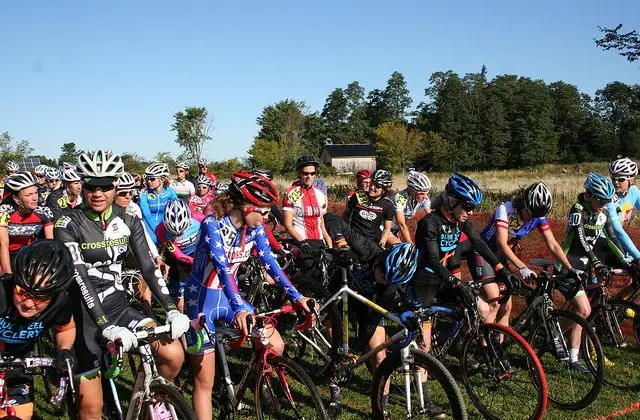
[1,1,638,162]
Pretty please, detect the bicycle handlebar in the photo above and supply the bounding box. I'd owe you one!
[105,324,174,378]
[0,356,71,407]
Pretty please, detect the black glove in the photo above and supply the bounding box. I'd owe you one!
[56,348,75,373]
[299,240,313,256]
[629,259,640,278]
[456,281,478,310]
[593,261,610,279]
[496,268,521,292]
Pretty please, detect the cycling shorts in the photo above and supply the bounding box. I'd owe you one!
[184,283,235,355]
[167,258,191,298]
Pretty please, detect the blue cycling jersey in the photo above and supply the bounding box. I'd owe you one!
[164,218,200,256]
[606,185,640,260]
[480,201,550,252]
[138,187,178,245]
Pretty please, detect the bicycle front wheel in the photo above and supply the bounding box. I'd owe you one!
[528,309,604,411]
[461,323,548,420]
[589,299,640,390]
[371,347,467,420]
[255,355,329,420]
[139,382,197,420]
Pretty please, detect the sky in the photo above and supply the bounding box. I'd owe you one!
[1,1,639,162]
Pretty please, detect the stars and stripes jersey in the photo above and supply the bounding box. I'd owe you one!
[187,215,302,314]
[0,204,54,252]
[282,185,327,241]
[480,201,550,252]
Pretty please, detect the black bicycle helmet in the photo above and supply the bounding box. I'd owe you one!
[372,169,393,189]
[296,155,320,170]
[13,240,75,298]
[523,182,553,217]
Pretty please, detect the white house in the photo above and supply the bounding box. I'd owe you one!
[320,144,376,173]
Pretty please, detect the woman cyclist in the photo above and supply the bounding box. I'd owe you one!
[188,174,215,222]
[170,162,195,200]
[46,167,83,220]
[43,166,62,201]
[155,199,200,312]
[54,149,190,419]
[34,164,49,205]
[345,169,372,202]
[390,170,432,245]
[0,161,20,201]
[0,172,54,274]
[0,240,76,420]
[184,170,312,420]
[138,163,178,246]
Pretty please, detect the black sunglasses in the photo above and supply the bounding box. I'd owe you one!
[611,177,629,183]
[84,183,115,193]
[301,171,317,176]
[146,177,157,182]
[117,191,133,197]
[457,201,476,212]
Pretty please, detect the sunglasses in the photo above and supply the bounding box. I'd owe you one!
[243,206,271,217]
[177,169,186,173]
[197,185,210,190]
[84,183,115,192]
[611,177,629,183]
[117,191,133,197]
[14,285,51,305]
[36,174,45,178]
[146,177,158,182]
[457,201,476,212]
[301,171,317,176]
[46,179,58,182]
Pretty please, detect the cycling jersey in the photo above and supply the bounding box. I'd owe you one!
[45,189,83,220]
[169,179,195,200]
[283,184,327,241]
[185,215,303,353]
[37,184,49,206]
[606,185,640,260]
[188,192,215,222]
[190,172,218,187]
[0,204,54,252]
[480,200,550,252]
[560,194,625,269]
[119,202,159,260]
[291,177,328,195]
[138,187,178,245]
[392,188,431,233]
[155,218,200,265]
[346,190,394,242]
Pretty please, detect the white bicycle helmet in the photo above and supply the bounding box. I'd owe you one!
[116,172,136,191]
[61,162,76,170]
[145,163,170,178]
[407,170,431,192]
[216,179,231,192]
[61,167,81,182]
[523,182,553,217]
[196,174,214,188]
[5,171,37,192]
[175,162,190,171]
[34,165,48,176]
[609,156,638,178]
[44,167,61,180]
[76,149,124,179]
[163,199,191,236]
[198,157,208,166]
[6,161,19,173]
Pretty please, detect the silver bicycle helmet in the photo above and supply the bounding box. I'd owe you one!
[145,163,170,178]
[6,161,19,173]
[44,167,61,180]
[609,156,638,178]
[5,171,37,192]
[163,199,191,236]
[116,172,136,191]
[60,167,82,183]
[407,170,431,192]
[76,149,124,178]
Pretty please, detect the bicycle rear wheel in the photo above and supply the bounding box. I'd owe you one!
[528,309,604,411]
[255,355,329,420]
[589,299,640,390]
[461,323,548,420]
[371,347,467,420]
[139,382,197,420]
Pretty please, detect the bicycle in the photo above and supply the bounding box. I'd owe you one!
[426,279,548,420]
[510,258,605,411]
[586,266,640,390]
[106,324,197,420]
[297,264,467,420]
[0,355,73,419]
[193,300,330,419]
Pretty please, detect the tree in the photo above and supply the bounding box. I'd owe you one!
[210,158,245,179]
[0,132,34,168]
[301,112,326,156]
[418,131,455,171]
[171,107,213,164]
[549,82,585,161]
[248,139,284,174]
[345,81,371,143]
[321,88,349,144]
[365,89,393,133]
[121,152,149,175]
[595,24,640,62]
[375,121,424,172]
[595,82,640,156]
[383,71,413,121]
[59,142,80,166]
[153,151,176,168]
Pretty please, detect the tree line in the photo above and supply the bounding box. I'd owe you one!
[248,67,640,174]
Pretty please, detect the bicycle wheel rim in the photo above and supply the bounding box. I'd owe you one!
[461,323,547,420]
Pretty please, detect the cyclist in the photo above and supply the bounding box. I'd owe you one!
[138,163,178,245]
[606,156,640,265]
[0,172,54,274]
[43,167,62,200]
[170,162,195,200]
[345,169,372,203]
[556,173,628,373]
[283,155,332,258]
[0,161,20,201]
[155,199,200,312]
[390,170,432,245]
[0,240,76,420]
[252,168,285,226]
[54,149,190,419]
[191,157,218,187]
[34,164,49,205]
[188,174,215,222]
[184,170,311,420]
[343,169,395,247]
[46,167,83,220]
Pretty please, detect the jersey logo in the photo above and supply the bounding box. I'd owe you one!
[358,209,377,221]
[355,190,368,204]
[58,197,68,208]
[286,187,303,204]
[55,216,71,228]
[164,241,176,252]
[148,194,156,200]
[568,213,581,226]
[0,212,8,226]
[395,193,408,207]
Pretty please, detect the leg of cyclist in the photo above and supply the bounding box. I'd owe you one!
[557,261,590,370]
[77,376,104,419]
[189,352,215,420]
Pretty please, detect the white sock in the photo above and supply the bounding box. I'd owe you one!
[570,348,579,363]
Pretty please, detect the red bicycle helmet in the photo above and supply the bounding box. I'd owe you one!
[229,171,279,207]
[356,170,372,181]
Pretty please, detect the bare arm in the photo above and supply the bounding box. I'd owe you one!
[55,325,76,351]
[395,210,413,244]
[541,228,573,269]
[43,224,54,239]
[284,210,304,243]
[496,226,524,270]
[380,219,392,247]
[320,216,332,248]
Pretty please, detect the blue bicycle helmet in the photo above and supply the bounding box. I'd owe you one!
[584,173,615,203]
[384,243,419,285]
[445,173,483,208]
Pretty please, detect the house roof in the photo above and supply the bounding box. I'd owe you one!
[321,144,376,158]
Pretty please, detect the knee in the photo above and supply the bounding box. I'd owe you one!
[78,392,103,419]
[157,341,184,372]
[488,300,500,314]
[502,298,512,313]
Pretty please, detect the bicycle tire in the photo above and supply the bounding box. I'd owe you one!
[254,355,329,420]
[285,276,343,384]
[460,322,548,420]
[588,299,640,390]
[528,309,604,411]
[371,347,467,420]
[138,382,197,420]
